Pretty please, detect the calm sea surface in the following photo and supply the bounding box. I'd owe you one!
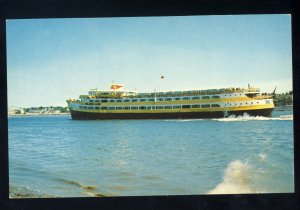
[8,107,294,197]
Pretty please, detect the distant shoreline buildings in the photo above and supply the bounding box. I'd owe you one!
[8,106,69,116]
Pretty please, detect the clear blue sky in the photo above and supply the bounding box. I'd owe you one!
[7,15,292,107]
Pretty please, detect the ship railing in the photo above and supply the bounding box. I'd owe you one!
[135,88,253,98]
[253,95,273,100]
[247,88,260,92]
[79,95,90,99]
[80,87,260,99]
[67,98,80,103]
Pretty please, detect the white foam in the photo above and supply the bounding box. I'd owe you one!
[208,160,256,194]
[258,153,266,162]
[164,113,293,122]
[279,115,293,120]
[215,113,293,122]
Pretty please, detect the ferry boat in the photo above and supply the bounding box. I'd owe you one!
[66,84,275,120]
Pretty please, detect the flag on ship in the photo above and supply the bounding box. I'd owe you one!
[111,84,123,90]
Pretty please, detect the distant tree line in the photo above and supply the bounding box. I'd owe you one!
[274,90,293,106]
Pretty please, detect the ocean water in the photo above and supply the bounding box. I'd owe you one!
[8,107,294,197]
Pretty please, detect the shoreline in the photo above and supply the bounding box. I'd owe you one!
[8,113,70,117]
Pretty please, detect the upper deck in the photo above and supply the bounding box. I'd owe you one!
[80,86,261,99]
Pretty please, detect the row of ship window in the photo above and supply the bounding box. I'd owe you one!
[78,104,221,110]
[77,100,263,110]
[84,95,221,103]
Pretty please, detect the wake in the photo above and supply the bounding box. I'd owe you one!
[163,114,293,123]
[215,113,293,122]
